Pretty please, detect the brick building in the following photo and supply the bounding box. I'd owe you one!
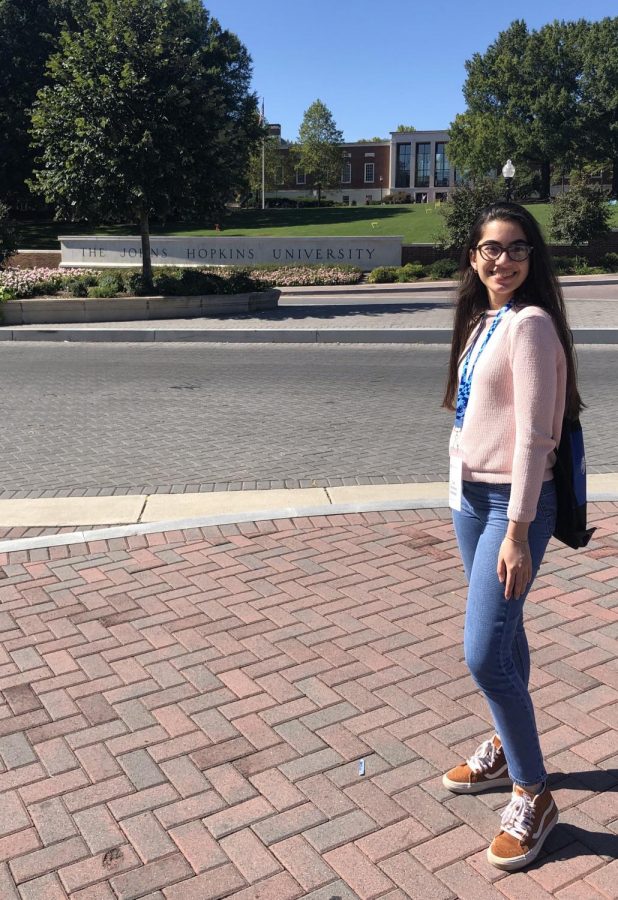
[269,130,458,205]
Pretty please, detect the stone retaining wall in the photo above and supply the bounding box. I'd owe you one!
[1,290,279,325]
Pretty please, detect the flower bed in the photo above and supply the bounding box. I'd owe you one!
[0,264,362,300]
[246,265,362,286]
[0,267,65,300]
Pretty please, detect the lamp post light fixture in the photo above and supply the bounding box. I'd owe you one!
[379,175,383,204]
[502,159,515,202]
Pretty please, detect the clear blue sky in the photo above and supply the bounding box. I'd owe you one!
[204,0,615,142]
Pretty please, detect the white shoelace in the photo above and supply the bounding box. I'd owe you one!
[500,791,535,840]
[467,738,499,774]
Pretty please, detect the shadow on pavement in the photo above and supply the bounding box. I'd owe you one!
[228,301,451,322]
[545,824,618,861]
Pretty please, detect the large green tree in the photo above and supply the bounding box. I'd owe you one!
[0,0,75,205]
[578,18,618,196]
[448,19,586,199]
[30,0,261,286]
[245,136,298,205]
[297,99,344,203]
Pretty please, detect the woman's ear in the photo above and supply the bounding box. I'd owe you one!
[469,250,477,272]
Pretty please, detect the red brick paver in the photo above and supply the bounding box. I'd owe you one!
[0,503,616,897]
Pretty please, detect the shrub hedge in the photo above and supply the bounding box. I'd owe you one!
[0,254,615,301]
[367,258,460,283]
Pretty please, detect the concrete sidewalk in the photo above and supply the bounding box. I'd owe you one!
[0,503,616,898]
[2,276,617,343]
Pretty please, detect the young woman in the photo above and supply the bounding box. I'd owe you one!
[441,201,582,871]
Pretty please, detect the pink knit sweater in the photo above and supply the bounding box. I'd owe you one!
[458,304,567,522]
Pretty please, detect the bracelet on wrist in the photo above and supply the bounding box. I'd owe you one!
[505,535,528,545]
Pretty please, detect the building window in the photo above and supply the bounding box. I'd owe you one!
[296,170,306,185]
[434,142,450,187]
[341,161,352,184]
[395,143,411,188]
[364,162,375,183]
[277,165,285,185]
[342,195,350,205]
[415,143,430,188]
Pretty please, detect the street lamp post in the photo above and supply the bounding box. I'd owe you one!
[502,159,515,202]
[379,175,383,204]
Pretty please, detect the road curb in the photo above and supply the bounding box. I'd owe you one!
[1,327,618,344]
[0,497,451,553]
[1,479,616,553]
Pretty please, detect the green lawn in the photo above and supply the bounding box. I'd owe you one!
[15,203,618,250]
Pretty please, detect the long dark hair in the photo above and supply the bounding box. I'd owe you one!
[442,201,582,418]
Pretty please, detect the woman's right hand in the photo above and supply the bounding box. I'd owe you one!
[497,537,532,600]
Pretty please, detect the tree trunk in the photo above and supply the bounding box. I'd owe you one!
[540,160,551,200]
[139,208,153,290]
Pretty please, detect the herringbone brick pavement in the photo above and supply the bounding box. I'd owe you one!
[0,503,616,898]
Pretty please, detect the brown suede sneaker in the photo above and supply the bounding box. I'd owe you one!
[442,735,511,793]
[487,783,559,871]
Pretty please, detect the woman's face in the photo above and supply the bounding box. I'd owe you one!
[470,218,530,309]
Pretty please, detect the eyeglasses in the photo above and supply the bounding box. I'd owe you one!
[475,242,533,262]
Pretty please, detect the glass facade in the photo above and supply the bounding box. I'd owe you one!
[415,143,430,188]
[434,142,450,187]
[395,143,411,188]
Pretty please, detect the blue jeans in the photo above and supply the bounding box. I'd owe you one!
[452,479,557,787]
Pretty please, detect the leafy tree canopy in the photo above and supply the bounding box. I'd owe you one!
[29,0,261,284]
[0,0,77,203]
[297,99,344,195]
[578,18,618,195]
[395,124,416,132]
[447,18,614,199]
[245,133,299,204]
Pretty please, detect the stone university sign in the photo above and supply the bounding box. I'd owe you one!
[59,236,402,271]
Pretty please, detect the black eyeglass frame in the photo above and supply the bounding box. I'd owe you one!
[474,242,534,262]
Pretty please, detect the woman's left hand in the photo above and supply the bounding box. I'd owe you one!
[497,537,532,600]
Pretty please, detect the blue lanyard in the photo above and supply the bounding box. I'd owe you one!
[454,302,512,428]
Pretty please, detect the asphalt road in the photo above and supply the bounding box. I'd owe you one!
[1,343,616,499]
